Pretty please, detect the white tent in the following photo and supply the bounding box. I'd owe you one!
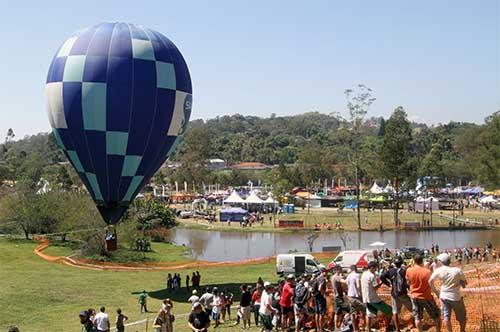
[265,194,278,205]
[224,190,246,204]
[384,183,394,193]
[369,182,383,194]
[245,191,264,204]
[306,193,322,208]
[369,241,387,247]
[415,196,439,212]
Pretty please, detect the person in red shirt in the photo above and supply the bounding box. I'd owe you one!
[279,274,295,330]
[251,285,263,327]
[406,254,441,332]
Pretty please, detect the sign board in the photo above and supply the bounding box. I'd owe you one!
[295,256,306,274]
[322,246,342,252]
[278,219,304,228]
[404,222,421,229]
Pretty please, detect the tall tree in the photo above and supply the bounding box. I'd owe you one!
[380,107,413,226]
[475,111,500,188]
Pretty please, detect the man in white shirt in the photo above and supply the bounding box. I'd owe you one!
[94,306,110,332]
[361,261,392,331]
[346,265,365,332]
[188,289,200,304]
[429,253,467,332]
[259,282,275,332]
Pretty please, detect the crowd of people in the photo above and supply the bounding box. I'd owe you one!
[184,252,470,332]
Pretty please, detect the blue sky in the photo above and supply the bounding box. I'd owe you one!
[1,0,498,138]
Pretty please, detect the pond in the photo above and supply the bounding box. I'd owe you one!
[165,228,500,262]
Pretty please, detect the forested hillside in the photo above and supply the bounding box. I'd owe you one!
[0,109,499,193]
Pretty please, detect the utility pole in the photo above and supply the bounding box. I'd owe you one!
[348,153,361,230]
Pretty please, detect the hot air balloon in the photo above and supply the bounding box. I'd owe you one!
[45,22,192,225]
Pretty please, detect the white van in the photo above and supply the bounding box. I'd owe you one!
[327,250,374,271]
[276,254,325,275]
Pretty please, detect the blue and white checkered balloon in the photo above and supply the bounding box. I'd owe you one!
[45,22,192,224]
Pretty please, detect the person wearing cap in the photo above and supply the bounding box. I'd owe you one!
[361,261,392,331]
[429,253,467,332]
[380,256,412,331]
[279,274,295,330]
[188,289,200,305]
[406,254,441,332]
[259,282,275,332]
[188,302,210,332]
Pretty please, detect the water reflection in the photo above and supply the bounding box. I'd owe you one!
[165,228,500,262]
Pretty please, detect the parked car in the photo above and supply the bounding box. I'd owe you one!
[276,254,325,275]
[327,250,375,271]
[401,246,425,258]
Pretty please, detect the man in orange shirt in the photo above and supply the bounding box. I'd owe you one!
[406,254,441,332]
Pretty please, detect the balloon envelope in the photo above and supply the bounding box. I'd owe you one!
[45,22,192,224]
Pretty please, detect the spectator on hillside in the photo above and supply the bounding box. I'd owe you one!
[361,261,392,331]
[406,254,441,332]
[94,307,110,332]
[188,302,210,332]
[186,274,190,292]
[211,288,222,327]
[429,253,467,332]
[380,256,412,331]
[138,290,148,313]
[223,288,233,321]
[188,289,200,305]
[115,308,128,332]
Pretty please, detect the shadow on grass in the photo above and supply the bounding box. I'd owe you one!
[134,283,252,303]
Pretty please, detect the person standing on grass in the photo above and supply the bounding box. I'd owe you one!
[186,274,190,292]
[406,254,441,332]
[188,302,210,332]
[259,282,275,332]
[234,284,252,328]
[279,274,295,330]
[380,256,412,332]
[294,274,309,332]
[188,289,200,304]
[94,307,110,332]
[139,290,149,313]
[211,288,222,327]
[79,311,97,332]
[199,287,214,319]
[429,253,467,332]
[115,308,128,332]
[361,261,392,332]
[252,285,263,327]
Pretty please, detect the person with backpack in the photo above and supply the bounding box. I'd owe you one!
[380,256,413,331]
[294,274,309,332]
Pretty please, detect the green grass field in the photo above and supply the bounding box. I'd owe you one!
[0,238,282,332]
[178,207,500,233]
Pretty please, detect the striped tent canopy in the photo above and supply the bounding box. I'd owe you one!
[45,22,192,224]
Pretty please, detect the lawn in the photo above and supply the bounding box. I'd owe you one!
[178,207,500,233]
[0,238,278,332]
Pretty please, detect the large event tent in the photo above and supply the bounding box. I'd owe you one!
[224,190,245,204]
[245,191,264,204]
[219,207,248,222]
[369,182,383,194]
